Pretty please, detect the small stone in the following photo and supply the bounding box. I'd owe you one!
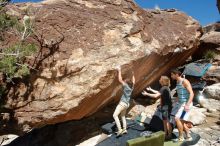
[2,113,10,121]
[197,108,207,113]
[205,113,219,118]
[207,108,217,113]
[204,128,212,131]
[191,127,202,133]
[210,125,220,131]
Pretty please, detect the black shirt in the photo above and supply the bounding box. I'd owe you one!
[159,86,172,110]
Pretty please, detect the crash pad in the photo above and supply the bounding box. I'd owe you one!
[164,140,182,146]
[97,127,144,146]
[126,131,165,146]
[183,63,212,77]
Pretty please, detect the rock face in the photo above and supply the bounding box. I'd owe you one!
[1,0,201,133]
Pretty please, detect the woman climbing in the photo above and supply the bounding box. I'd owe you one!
[113,66,135,136]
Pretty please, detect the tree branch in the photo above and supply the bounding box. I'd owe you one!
[0,1,9,7]
[15,63,38,71]
[0,52,19,56]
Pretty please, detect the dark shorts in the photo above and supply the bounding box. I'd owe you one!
[160,105,170,120]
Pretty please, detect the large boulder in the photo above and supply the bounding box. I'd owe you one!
[204,83,220,100]
[201,23,220,52]
[128,102,159,120]
[188,107,206,125]
[1,0,201,133]
[193,23,220,60]
[203,64,220,84]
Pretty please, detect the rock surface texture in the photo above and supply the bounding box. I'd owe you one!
[1,0,201,133]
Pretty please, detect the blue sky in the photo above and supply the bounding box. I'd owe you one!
[13,0,219,26]
[134,0,219,26]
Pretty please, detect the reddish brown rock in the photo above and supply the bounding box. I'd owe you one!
[193,23,220,60]
[202,23,220,45]
[1,0,201,133]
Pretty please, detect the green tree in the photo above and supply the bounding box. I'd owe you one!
[0,0,37,83]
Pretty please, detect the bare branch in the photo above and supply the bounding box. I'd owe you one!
[0,52,19,56]
[20,15,33,41]
[15,63,38,71]
[0,1,9,7]
[21,26,27,41]
[5,73,15,84]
